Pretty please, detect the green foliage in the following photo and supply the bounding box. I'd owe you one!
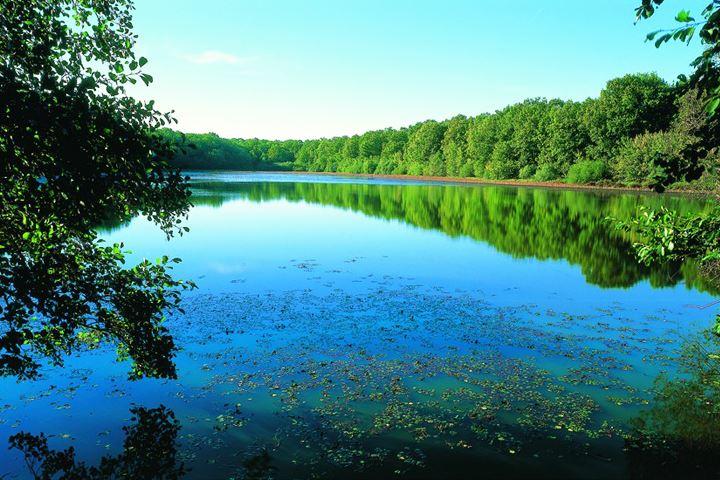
[518,165,536,180]
[538,100,591,177]
[161,131,302,171]
[170,73,714,192]
[618,205,720,267]
[466,114,497,176]
[585,73,675,161]
[621,15,720,464]
[403,120,447,173]
[425,151,446,177]
[485,141,517,179]
[0,0,193,379]
[359,130,383,157]
[441,115,469,176]
[638,1,720,116]
[622,2,720,293]
[597,6,720,471]
[534,164,562,182]
[505,99,557,173]
[566,160,608,184]
[614,130,699,186]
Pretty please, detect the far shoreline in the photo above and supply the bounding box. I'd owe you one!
[187,169,713,196]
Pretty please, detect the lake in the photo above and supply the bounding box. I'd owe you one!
[1,172,717,479]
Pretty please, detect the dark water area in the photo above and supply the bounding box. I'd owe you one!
[1,172,717,479]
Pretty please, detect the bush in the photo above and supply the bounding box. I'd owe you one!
[392,163,408,175]
[518,165,536,180]
[423,152,446,176]
[485,160,517,180]
[406,162,424,176]
[472,161,486,178]
[375,156,399,175]
[613,131,697,187]
[566,160,607,184]
[459,162,475,177]
[534,163,561,181]
[361,158,378,174]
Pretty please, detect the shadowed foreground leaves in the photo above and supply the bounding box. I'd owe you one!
[0,0,193,380]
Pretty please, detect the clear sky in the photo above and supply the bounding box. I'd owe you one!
[130,0,708,140]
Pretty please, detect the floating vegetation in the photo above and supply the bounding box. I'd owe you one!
[145,286,691,477]
[0,284,709,478]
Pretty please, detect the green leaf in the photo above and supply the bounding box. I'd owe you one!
[655,33,672,47]
[706,97,720,116]
[675,10,694,23]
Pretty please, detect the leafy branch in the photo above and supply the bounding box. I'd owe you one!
[636,1,720,114]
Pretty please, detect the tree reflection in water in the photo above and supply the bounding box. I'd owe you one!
[9,406,185,480]
[186,178,716,292]
[626,330,720,478]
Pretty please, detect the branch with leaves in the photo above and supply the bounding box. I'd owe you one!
[0,0,194,379]
[637,1,720,114]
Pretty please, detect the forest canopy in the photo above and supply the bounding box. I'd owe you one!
[165,72,718,189]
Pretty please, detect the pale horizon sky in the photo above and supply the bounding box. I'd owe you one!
[130,0,707,140]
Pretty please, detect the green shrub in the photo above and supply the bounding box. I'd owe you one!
[534,163,561,181]
[485,161,517,180]
[392,163,408,175]
[472,161,486,178]
[406,162,424,176]
[459,162,475,177]
[613,131,697,187]
[423,152,446,176]
[362,158,378,174]
[566,160,607,184]
[485,141,517,179]
[518,165,536,180]
[375,156,399,175]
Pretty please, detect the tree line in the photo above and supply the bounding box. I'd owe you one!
[164,72,718,189]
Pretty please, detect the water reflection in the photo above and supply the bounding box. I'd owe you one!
[186,176,713,291]
[10,406,185,479]
[6,174,717,479]
[625,329,720,478]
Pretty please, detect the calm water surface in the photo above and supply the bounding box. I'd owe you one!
[1,172,717,478]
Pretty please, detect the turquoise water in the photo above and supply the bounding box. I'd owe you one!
[0,172,717,478]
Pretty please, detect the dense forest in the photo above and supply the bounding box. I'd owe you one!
[163,72,719,189]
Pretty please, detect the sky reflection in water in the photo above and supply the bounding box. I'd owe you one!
[0,173,717,479]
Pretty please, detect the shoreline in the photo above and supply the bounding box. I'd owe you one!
[197,170,713,196]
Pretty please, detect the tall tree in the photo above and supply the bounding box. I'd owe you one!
[465,114,497,177]
[537,100,591,180]
[403,121,446,175]
[441,115,469,177]
[585,73,675,162]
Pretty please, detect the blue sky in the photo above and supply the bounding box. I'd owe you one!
[131,0,707,139]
